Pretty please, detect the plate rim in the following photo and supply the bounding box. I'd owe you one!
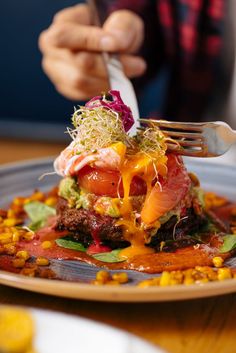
[1,269,236,302]
[1,157,236,302]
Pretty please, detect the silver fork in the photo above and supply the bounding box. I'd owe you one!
[87,0,140,136]
[138,119,236,157]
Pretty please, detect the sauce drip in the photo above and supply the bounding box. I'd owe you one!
[87,228,111,254]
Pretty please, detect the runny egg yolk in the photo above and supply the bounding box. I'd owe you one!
[117,152,168,259]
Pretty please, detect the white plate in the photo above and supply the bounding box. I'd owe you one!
[30,308,163,353]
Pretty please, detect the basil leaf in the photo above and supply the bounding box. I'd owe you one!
[28,220,46,232]
[93,249,125,263]
[24,201,56,231]
[56,237,87,252]
[219,234,236,253]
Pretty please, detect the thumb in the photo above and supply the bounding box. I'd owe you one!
[102,10,144,53]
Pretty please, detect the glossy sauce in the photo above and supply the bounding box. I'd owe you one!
[14,202,234,274]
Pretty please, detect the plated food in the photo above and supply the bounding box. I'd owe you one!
[0,91,236,288]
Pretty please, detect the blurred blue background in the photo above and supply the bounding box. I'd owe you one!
[0,0,81,141]
[0,0,164,141]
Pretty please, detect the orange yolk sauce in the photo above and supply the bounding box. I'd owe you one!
[76,147,190,260]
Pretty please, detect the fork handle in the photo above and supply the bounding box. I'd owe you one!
[219,123,236,143]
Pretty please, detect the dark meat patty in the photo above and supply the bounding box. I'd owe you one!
[56,197,206,250]
[56,197,127,248]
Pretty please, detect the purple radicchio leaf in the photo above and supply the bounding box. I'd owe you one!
[85,90,134,132]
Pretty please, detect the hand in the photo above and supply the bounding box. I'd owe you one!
[39,4,146,101]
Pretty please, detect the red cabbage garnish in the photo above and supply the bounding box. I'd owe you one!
[85,90,134,132]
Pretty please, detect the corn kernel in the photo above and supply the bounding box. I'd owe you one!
[138,279,152,288]
[41,241,52,250]
[30,191,44,201]
[96,270,110,283]
[160,271,171,286]
[213,256,224,268]
[183,276,195,285]
[7,209,16,218]
[170,271,184,285]
[3,243,16,255]
[36,257,49,266]
[22,231,34,241]
[16,250,30,261]
[44,197,57,207]
[12,231,20,242]
[195,277,209,284]
[13,197,25,206]
[0,233,12,244]
[217,268,232,281]
[3,218,22,227]
[12,258,25,268]
[106,280,120,286]
[10,204,23,214]
[112,272,128,284]
[23,198,31,205]
[20,268,36,277]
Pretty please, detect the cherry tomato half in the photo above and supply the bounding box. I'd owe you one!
[77,166,146,197]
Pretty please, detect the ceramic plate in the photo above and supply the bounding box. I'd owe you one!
[0,157,236,302]
[1,306,163,353]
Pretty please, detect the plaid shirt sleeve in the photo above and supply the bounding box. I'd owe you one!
[104,0,225,122]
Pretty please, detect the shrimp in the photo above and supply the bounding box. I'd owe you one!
[54,142,126,177]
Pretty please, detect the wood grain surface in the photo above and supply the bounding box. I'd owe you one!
[0,137,236,353]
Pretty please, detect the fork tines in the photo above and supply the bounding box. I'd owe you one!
[137,119,208,157]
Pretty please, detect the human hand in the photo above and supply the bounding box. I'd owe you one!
[39,4,146,100]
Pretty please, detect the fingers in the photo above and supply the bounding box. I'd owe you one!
[53,4,91,26]
[42,50,146,100]
[39,7,144,53]
[103,10,144,53]
[72,52,146,79]
[43,47,146,79]
[42,56,109,101]
[40,22,117,52]
[39,4,146,101]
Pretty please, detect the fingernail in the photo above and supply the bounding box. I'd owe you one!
[100,36,116,51]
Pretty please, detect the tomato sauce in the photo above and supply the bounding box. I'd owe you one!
[0,201,235,276]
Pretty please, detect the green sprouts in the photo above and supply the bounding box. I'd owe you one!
[68,106,132,152]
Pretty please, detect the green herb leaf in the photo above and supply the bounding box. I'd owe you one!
[24,201,56,231]
[56,237,87,252]
[93,249,125,263]
[220,234,236,253]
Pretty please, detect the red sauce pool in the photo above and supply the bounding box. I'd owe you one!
[1,202,235,275]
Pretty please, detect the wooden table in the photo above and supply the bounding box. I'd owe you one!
[0,138,236,353]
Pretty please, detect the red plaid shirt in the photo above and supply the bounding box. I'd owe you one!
[104,0,225,121]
